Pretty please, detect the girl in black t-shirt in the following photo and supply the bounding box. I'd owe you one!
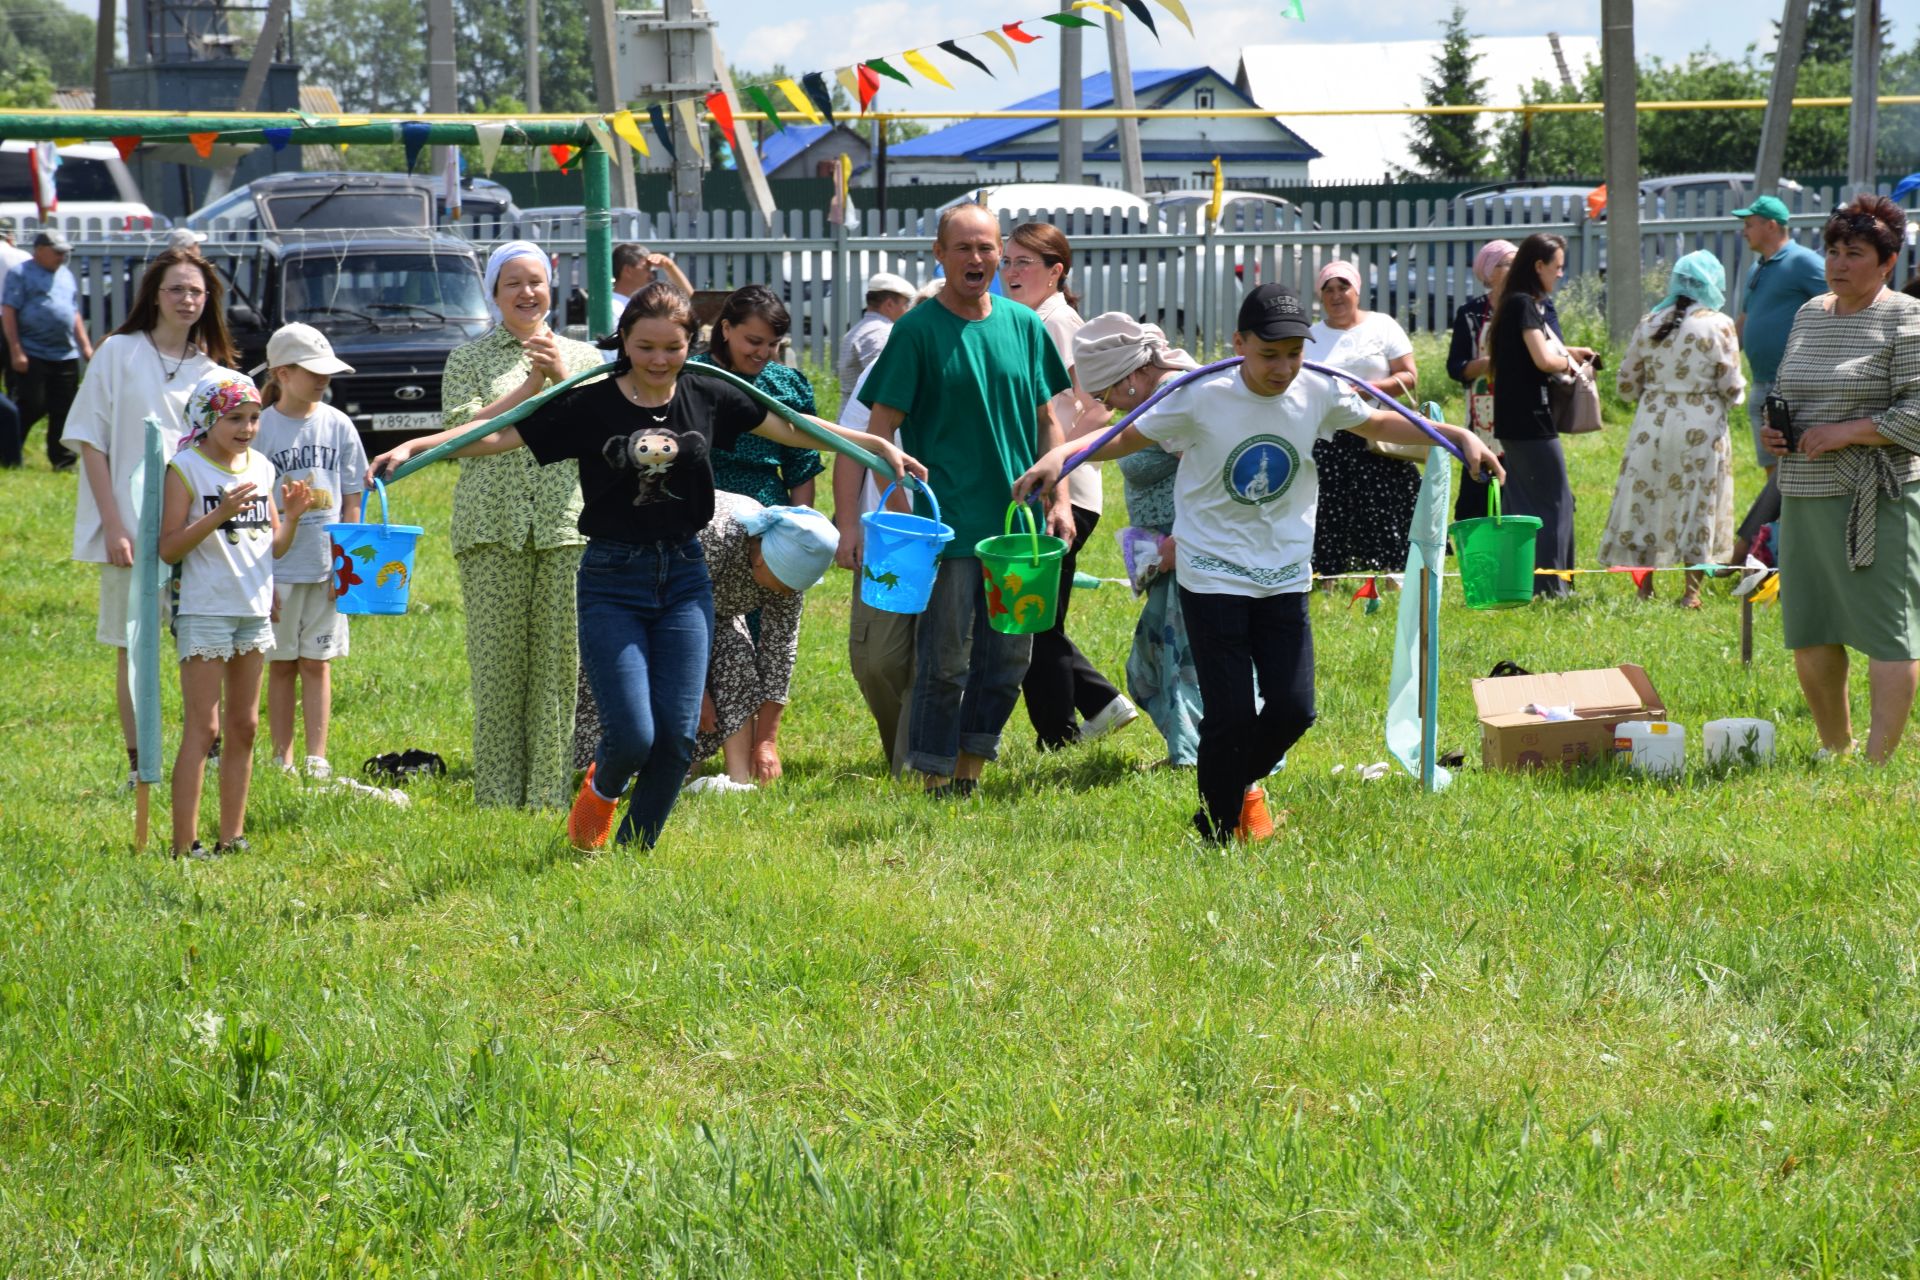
[1487,233,1597,597]
[373,283,923,850]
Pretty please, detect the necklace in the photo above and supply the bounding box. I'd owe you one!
[148,331,198,383]
[618,373,672,423]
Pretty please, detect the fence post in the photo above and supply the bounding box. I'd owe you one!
[829,212,850,377]
[1199,212,1218,359]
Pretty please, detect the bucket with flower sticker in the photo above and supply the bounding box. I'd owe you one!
[326,478,423,615]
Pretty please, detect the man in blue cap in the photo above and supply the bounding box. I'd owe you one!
[1732,194,1827,557]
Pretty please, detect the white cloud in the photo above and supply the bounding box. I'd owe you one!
[732,18,816,70]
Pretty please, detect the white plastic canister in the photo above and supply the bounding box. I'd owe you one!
[1613,720,1686,777]
[1703,717,1776,766]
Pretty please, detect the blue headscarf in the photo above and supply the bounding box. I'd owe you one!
[482,239,550,324]
[1653,250,1727,314]
[738,504,839,592]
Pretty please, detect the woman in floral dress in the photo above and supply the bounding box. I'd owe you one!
[1598,250,1745,608]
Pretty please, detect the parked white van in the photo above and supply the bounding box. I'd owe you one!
[0,142,161,235]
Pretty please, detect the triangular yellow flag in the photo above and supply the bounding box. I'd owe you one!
[611,109,651,158]
[981,28,1020,70]
[835,66,861,105]
[902,49,955,90]
[1072,1,1125,17]
[1152,0,1194,33]
[673,98,707,160]
[775,78,823,125]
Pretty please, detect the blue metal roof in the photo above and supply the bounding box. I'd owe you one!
[758,123,836,174]
[887,66,1318,162]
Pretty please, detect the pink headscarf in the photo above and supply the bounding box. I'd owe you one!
[1473,239,1518,289]
[1315,261,1362,294]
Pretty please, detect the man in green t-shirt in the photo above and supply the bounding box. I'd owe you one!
[856,203,1073,796]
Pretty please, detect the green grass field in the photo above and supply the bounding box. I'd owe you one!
[4,353,1918,1277]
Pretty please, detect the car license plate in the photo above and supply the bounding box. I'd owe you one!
[366,412,441,433]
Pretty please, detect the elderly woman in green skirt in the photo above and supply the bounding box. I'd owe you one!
[1763,194,1920,763]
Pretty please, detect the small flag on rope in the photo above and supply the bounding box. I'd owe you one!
[189,132,219,159]
[1350,576,1381,613]
[1118,0,1160,37]
[835,66,861,107]
[673,98,707,160]
[856,64,882,112]
[1151,0,1194,34]
[400,120,432,173]
[610,110,650,159]
[1001,20,1042,42]
[648,103,678,159]
[474,121,509,172]
[937,39,994,76]
[980,29,1021,70]
[111,135,140,162]
[775,78,823,125]
[1281,0,1306,19]
[261,127,292,152]
[743,86,784,132]
[865,57,912,86]
[902,49,955,89]
[800,71,837,126]
[1069,2,1124,18]
[1042,12,1098,28]
[705,91,740,151]
[548,143,576,172]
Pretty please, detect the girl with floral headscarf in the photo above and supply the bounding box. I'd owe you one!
[1598,249,1745,607]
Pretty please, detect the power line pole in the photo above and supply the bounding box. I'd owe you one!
[426,0,457,173]
[1848,0,1882,195]
[1756,0,1810,197]
[525,0,541,113]
[588,0,638,210]
[1601,0,1639,342]
[94,0,116,109]
[665,0,706,215]
[202,0,290,204]
[1058,1,1083,184]
[1104,12,1143,195]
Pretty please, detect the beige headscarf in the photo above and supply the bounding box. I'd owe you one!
[1073,312,1201,394]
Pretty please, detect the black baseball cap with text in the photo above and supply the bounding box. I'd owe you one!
[1236,284,1312,342]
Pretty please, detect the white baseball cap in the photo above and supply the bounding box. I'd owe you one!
[266,322,355,375]
[864,271,914,300]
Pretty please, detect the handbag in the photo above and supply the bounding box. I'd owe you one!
[1365,374,1430,464]
[1545,337,1603,435]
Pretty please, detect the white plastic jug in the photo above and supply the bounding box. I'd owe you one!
[1613,720,1686,777]
[1703,717,1776,766]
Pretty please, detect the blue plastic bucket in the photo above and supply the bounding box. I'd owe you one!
[859,479,952,614]
[325,478,424,616]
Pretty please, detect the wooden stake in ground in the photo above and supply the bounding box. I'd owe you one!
[129,416,167,851]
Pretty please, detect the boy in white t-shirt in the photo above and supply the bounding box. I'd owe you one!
[1017,285,1504,843]
[252,323,367,779]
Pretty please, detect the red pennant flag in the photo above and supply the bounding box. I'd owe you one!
[1349,576,1379,606]
[549,144,576,172]
[704,91,739,151]
[1607,565,1655,590]
[856,64,881,113]
[189,132,219,159]
[1001,20,1041,42]
[111,136,140,162]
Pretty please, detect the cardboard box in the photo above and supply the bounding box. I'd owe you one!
[1472,664,1667,771]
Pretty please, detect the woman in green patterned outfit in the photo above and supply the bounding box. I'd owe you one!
[444,240,605,807]
[685,285,823,781]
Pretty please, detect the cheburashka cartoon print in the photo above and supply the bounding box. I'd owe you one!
[603,426,711,505]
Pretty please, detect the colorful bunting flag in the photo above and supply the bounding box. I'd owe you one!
[1281,0,1305,19]
[902,49,955,89]
[1152,0,1194,33]
[1350,576,1380,612]
[705,91,740,151]
[673,98,707,159]
[938,39,994,76]
[261,127,292,152]
[864,57,912,86]
[835,67,861,107]
[800,71,836,126]
[856,64,882,112]
[609,110,650,159]
[1118,0,1159,36]
[647,104,678,159]
[981,29,1021,70]
[53,137,83,147]
[1042,12,1098,27]
[744,86,785,132]
[1070,2,1124,18]
[548,143,576,172]
[110,136,140,162]
[584,115,619,165]
[189,132,219,159]
[775,78,823,125]
[1001,20,1041,41]
[474,121,508,173]
[400,120,431,173]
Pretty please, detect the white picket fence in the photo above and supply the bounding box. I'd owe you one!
[63,184,1920,375]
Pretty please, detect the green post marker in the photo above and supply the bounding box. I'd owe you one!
[584,141,614,343]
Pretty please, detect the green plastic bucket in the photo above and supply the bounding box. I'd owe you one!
[326,478,424,616]
[975,501,1068,635]
[1447,481,1540,610]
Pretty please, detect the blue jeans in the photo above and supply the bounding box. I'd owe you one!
[575,537,714,847]
[908,556,1033,777]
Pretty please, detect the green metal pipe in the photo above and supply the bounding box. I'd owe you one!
[583,142,613,341]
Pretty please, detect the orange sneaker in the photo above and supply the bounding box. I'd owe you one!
[1237,785,1276,842]
[568,764,619,850]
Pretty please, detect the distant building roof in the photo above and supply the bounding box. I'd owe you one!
[1235,36,1602,181]
[889,66,1319,164]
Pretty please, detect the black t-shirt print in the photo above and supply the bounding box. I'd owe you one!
[521,373,767,545]
[201,487,273,545]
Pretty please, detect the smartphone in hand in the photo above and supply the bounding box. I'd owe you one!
[1765,393,1800,452]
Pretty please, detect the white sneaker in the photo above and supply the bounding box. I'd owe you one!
[303,756,333,780]
[1079,695,1140,744]
[685,775,758,795]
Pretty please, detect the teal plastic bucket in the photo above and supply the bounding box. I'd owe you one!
[1447,481,1540,610]
[859,479,952,614]
[326,478,424,616]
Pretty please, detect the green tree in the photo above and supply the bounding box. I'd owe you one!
[1396,3,1488,179]
[1491,61,1604,179]
[0,0,93,93]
